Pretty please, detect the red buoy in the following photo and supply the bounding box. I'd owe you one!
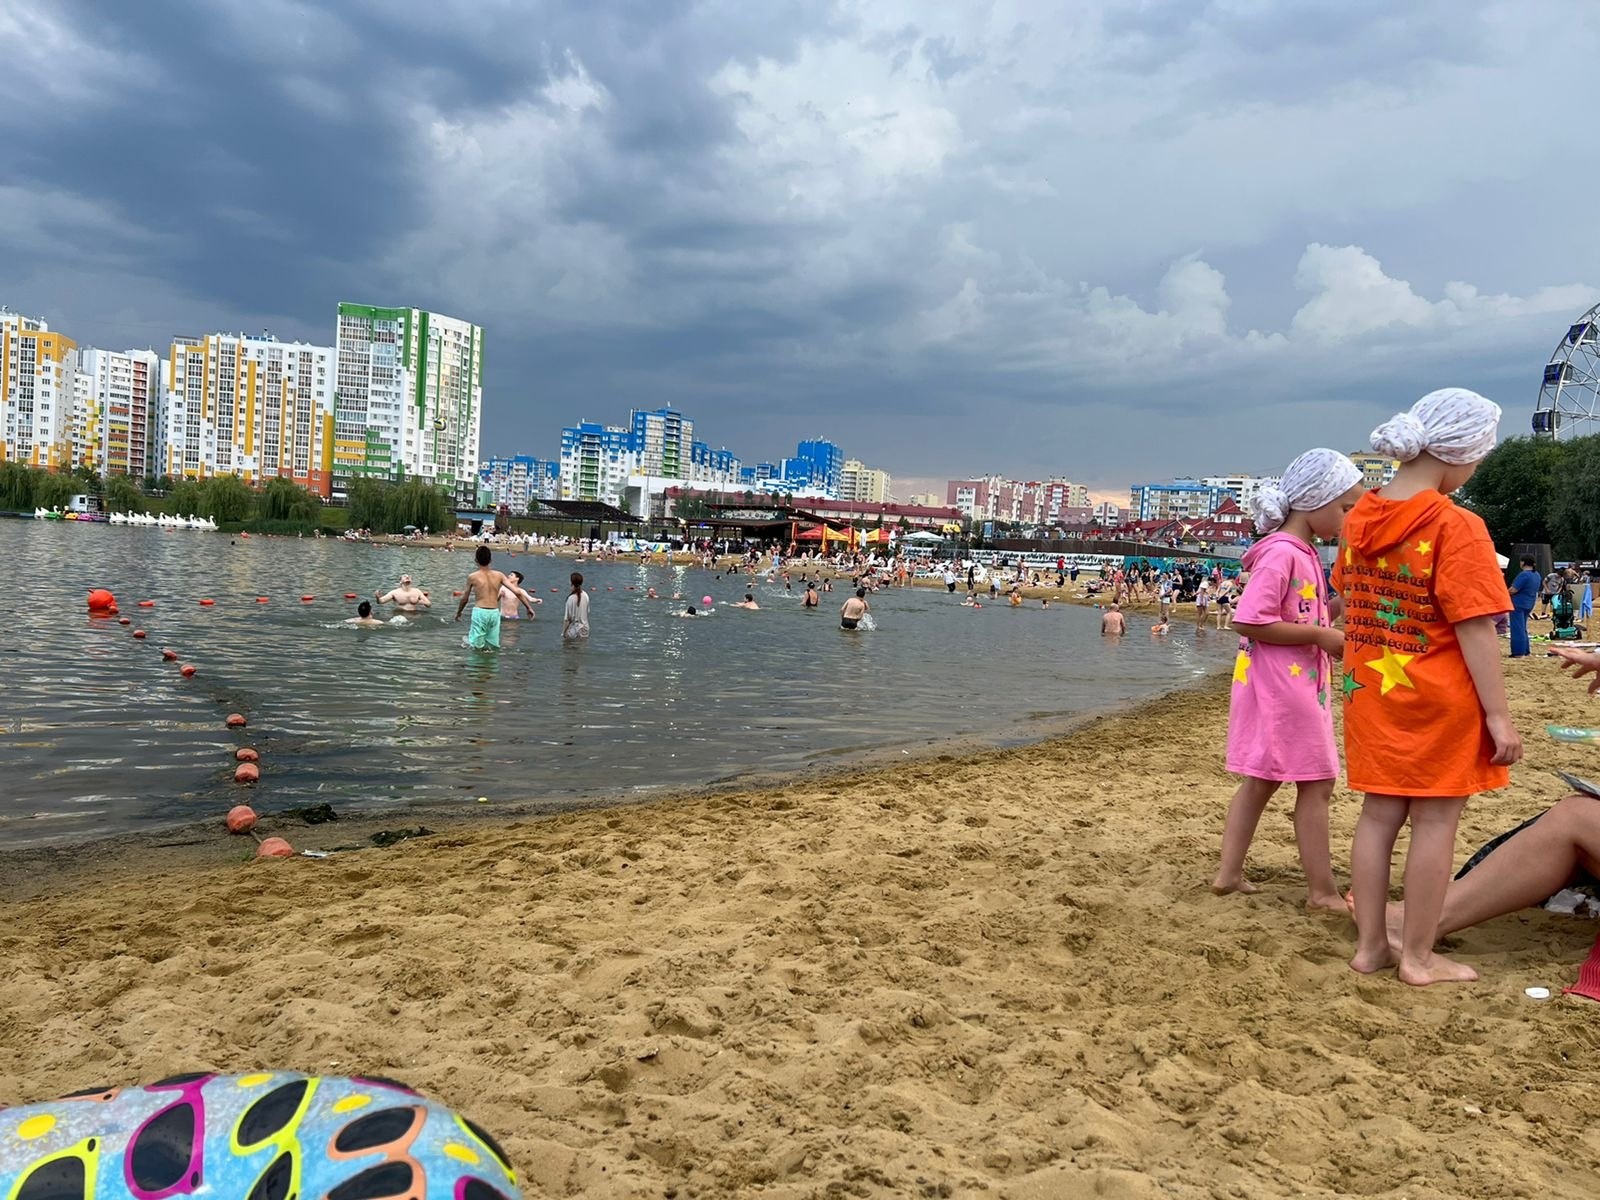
[226,713,247,728]
[199,598,215,606]
[256,836,293,858]
[256,596,269,603]
[180,663,197,677]
[235,747,259,763]
[343,592,358,599]
[300,595,315,603]
[133,629,147,639]
[118,616,131,625]
[226,805,258,834]
[161,649,179,661]
[137,600,155,608]
[234,762,259,783]
[87,588,118,615]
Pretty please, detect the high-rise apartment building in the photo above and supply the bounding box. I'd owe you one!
[631,408,693,478]
[794,438,844,494]
[840,458,892,503]
[559,422,637,505]
[334,303,483,504]
[1128,479,1228,522]
[480,454,560,512]
[74,347,161,478]
[1,309,77,469]
[157,333,335,494]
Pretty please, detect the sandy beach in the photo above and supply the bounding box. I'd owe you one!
[4,657,1598,1198]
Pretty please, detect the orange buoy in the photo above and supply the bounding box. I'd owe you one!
[300,595,315,603]
[234,762,259,783]
[133,629,147,639]
[225,713,247,728]
[226,804,258,834]
[118,616,131,625]
[452,590,462,597]
[256,836,293,859]
[87,588,118,615]
[161,648,179,661]
[256,596,269,603]
[343,592,358,599]
[199,598,215,606]
[137,600,155,608]
[235,747,259,763]
[180,663,197,677]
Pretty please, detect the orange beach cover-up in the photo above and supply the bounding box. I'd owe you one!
[1331,488,1511,798]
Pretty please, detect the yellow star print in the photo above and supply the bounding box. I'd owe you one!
[1297,580,1317,601]
[1363,647,1417,696]
[1415,540,1432,555]
[1289,663,1303,677]
[1376,555,1389,570]
[1344,544,1353,566]
[1233,651,1251,685]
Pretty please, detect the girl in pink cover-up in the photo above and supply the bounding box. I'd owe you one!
[1212,449,1366,909]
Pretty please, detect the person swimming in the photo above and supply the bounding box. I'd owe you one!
[733,593,760,610]
[803,583,820,608]
[347,600,384,628]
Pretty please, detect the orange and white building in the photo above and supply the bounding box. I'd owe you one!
[72,347,161,477]
[1,308,77,468]
[157,332,336,496]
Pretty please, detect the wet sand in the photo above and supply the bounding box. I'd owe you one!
[3,658,1597,1198]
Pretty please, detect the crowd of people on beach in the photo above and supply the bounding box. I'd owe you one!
[1207,387,1600,987]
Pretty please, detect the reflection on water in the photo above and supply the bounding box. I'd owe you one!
[0,524,1233,845]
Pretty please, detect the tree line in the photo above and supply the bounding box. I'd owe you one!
[0,463,453,535]
[1459,434,1600,560]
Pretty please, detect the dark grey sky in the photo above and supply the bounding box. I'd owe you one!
[4,0,1596,498]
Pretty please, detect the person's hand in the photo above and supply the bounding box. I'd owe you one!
[1553,646,1600,694]
[1316,627,1344,656]
[1486,713,1523,766]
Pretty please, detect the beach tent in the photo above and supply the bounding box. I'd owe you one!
[862,528,894,544]
[797,525,851,542]
[906,530,944,542]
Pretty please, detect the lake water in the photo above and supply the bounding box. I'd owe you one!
[0,522,1233,846]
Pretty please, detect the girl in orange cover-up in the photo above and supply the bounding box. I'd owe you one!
[1332,388,1523,987]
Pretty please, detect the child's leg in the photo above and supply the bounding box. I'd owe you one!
[1350,793,1409,973]
[1212,776,1280,895]
[1291,779,1343,910]
[1398,796,1477,985]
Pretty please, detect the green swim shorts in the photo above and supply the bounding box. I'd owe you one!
[467,606,501,649]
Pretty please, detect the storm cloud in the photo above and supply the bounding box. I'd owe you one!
[3,0,1595,496]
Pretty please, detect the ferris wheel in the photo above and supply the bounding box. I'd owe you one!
[1533,301,1600,438]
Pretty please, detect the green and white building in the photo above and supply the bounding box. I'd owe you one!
[333,302,483,503]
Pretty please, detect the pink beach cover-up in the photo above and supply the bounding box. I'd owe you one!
[1225,532,1339,782]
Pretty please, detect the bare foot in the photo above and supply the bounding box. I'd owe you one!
[1212,876,1260,896]
[1350,944,1399,974]
[1398,952,1478,986]
[1306,892,1348,914]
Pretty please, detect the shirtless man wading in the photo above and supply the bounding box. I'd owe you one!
[455,546,507,649]
[840,587,869,630]
[376,573,430,613]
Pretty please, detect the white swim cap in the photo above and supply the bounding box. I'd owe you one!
[1249,448,1363,534]
[1370,387,1501,465]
